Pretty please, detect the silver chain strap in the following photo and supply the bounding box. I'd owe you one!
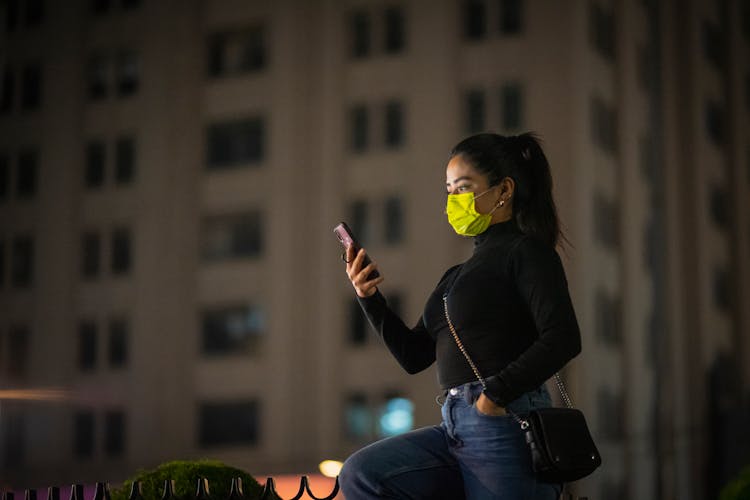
[442,295,573,430]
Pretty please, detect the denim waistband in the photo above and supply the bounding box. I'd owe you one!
[444,381,552,415]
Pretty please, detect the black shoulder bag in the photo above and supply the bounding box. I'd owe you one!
[441,293,601,483]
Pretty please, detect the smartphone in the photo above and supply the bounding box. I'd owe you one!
[333,221,380,280]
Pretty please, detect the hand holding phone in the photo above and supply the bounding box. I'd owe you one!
[334,222,384,297]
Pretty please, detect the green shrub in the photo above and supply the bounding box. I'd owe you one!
[720,465,750,500]
[110,460,271,500]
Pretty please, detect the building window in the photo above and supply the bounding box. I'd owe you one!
[597,388,625,440]
[201,305,265,356]
[0,153,8,201]
[87,54,109,100]
[81,232,101,278]
[465,89,485,134]
[1,412,25,468]
[0,66,12,113]
[705,100,725,146]
[589,2,616,61]
[115,51,139,97]
[115,136,135,184]
[206,117,265,168]
[7,326,30,378]
[344,393,371,440]
[384,7,406,53]
[384,100,404,148]
[0,240,5,286]
[121,0,140,10]
[709,185,729,229]
[17,148,37,198]
[499,0,523,34]
[207,26,267,78]
[713,267,731,311]
[349,298,368,346]
[350,10,371,58]
[348,200,371,246]
[91,0,112,15]
[111,228,132,275]
[21,64,41,110]
[199,400,259,447]
[108,318,128,368]
[384,196,404,244]
[24,0,45,26]
[104,410,125,457]
[743,0,750,42]
[11,235,33,288]
[595,289,621,347]
[464,0,487,40]
[702,20,724,70]
[593,193,620,250]
[500,83,523,130]
[378,396,414,437]
[349,105,369,152]
[85,141,106,188]
[78,321,97,371]
[590,95,618,154]
[202,212,263,261]
[5,0,20,32]
[73,411,95,458]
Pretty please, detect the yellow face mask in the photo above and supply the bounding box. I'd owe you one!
[445,189,499,236]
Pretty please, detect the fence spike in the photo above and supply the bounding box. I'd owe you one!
[127,482,143,500]
[259,478,277,500]
[25,490,37,500]
[69,485,84,500]
[195,478,210,500]
[302,475,340,500]
[227,479,243,500]
[46,487,59,500]
[161,480,176,500]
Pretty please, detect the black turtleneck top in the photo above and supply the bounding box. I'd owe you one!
[356,220,581,407]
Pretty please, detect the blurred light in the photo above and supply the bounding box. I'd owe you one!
[319,460,343,478]
[379,397,414,437]
[0,388,70,401]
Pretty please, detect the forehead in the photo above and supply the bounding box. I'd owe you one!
[445,155,485,183]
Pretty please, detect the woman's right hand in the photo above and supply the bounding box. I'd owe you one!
[345,246,384,298]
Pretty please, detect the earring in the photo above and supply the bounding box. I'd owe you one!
[499,200,505,207]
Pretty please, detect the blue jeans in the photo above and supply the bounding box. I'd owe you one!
[340,382,563,499]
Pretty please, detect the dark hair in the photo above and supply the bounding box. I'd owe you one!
[449,132,563,247]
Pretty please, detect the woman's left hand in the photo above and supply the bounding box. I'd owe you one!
[476,393,507,416]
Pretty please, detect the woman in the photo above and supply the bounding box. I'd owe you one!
[339,132,581,499]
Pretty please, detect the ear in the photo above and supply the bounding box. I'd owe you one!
[498,177,515,199]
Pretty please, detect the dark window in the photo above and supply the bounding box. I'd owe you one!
[350,11,371,58]
[7,326,30,377]
[0,152,10,200]
[709,185,729,229]
[201,305,265,355]
[590,95,618,153]
[87,54,109,100]
[705,100,725,146]
[1,411,25,467]
[0,66,12,113]
[81,232,101,278]
[377,395,414,437]
[349,200,371,246]
[111,227,132,274]
[597,388,624,440]
[384,100,404,148]
[746,73,750,114]
[121,0,140,9]
[104,410,125,456]
[108,318,129,367]
[595,289,621,347]
[78,321,97,371]
[384,196,404,244]
[24,0,45,26]
[499,0,523,34]
[208,26,266,78]
[593,193,620,250]
[85,141,105,188]
[17,148,38,198]
[743,0,750,42]
[501,83,523,130]
[384,7,405,53]
[115,51,139,97]
[91,0,111,15]
[6,0,20,32]
[73,411,95,458]
[589,2,616,61]
[466,89,485,134]
[21,65,41,110]
[202,212,263,260]
[702,20,724,70]
[206,117,265,168]
[115,136,135,184]
[350,105,369,152]
[713,267,731,311]
[11,235,33,287]
[349,298,368,345]
[0,240,5,286]
[344,393,372,440]
[464,0,487,40]
[199,400,259,447]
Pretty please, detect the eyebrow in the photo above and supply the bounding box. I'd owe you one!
[446,175,474,187]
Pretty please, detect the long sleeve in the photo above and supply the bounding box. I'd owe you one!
[482,238,582,407]
[357,290,436,374]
